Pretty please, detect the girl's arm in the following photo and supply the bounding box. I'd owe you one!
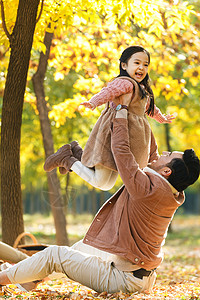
[146,97,176,123]
[80,78,133,110]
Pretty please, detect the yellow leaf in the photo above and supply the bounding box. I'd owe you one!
[54,72,65,81]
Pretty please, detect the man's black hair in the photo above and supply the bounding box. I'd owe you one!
[167,149,200,192]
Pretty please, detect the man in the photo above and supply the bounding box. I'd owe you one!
[0,105,199,294]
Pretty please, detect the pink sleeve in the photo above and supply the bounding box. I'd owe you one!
[146,97,164,123]
[89,78,133,108]
[152,109,166,123]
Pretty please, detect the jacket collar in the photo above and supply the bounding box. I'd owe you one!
[143,167,179,196]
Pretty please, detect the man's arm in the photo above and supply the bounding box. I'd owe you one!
[114,110,160,164]
[111,111,152,196]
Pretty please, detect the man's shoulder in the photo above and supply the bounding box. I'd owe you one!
[126,167,174,199]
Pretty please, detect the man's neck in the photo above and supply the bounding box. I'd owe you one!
[143,166,179,195]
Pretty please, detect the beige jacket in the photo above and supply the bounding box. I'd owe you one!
[83,118,185,270]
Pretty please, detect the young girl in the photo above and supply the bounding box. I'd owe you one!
[44,46,175,190]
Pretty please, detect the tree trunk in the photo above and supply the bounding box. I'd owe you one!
[1,0,40,246]
[165,123,173,233]
[32,29,69,245]
[164,123,172,152]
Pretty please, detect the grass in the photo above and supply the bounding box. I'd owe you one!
[166,214,200,247]
[23,213,93,245]
[22,212,200,245]
[1,213,200,247]
[157,214,200,285]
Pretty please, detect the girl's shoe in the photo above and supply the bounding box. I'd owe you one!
[44,144,78,173]
[70,141,83,161]
[59,141,83,174]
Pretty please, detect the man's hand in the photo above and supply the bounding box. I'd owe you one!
[112,92,133,107]
[80,102,95,110]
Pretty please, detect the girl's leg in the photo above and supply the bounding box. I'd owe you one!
[71,163,117,191]
[43,143,118,190]
[101,170,118,191]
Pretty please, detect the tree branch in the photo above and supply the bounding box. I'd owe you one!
[36,0,44,23]
[0,0,11,40]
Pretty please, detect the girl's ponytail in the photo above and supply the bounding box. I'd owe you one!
[141,75,155,117]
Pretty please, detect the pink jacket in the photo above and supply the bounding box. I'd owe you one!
[89,78,164,123]
[83,118,184,270]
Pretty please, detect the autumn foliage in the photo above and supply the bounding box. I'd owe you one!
[0,0,199,158]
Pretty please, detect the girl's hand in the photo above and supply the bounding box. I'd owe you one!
[80,102,95,110]
[157,113,177,124]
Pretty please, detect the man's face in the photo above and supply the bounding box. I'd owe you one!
[148,151,184,172]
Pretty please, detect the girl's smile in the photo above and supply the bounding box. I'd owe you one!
[121,52,149,82]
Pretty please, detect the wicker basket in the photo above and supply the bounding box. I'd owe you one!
[13,232,48,256]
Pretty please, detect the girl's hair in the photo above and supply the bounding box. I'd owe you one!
[118,46,154,116]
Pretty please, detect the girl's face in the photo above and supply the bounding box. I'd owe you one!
[121,52,149,82]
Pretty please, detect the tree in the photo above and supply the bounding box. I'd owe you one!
[0,0,41,245]
[32,25,69,245]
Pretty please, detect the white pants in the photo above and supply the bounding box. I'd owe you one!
[71,162,118,191]
[6,240,156,293]
[0,242,28,263]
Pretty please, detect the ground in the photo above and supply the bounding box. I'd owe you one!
[0,214,200,299]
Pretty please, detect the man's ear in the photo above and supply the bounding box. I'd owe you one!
[121,62,127,70]
[159,167,172,178]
